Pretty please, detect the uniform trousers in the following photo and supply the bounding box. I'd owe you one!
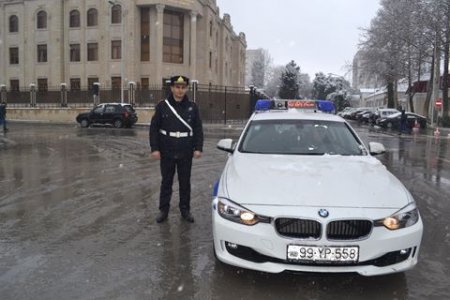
[159,154,193,212]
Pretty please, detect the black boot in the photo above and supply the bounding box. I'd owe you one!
[181,211,194,223]
[156,210,169,223]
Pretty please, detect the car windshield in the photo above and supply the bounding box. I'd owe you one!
[239,119,364,156]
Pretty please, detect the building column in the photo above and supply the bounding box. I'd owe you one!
[190,11,197,80]
[155,4,165,85]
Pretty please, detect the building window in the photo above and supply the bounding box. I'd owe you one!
[37,44,47,63]
[87,43,98,61]
[70,78,81,91]
[111,5,121,24]
[209,51,212,69]
[37,11,47,29]
[10,80,20,92]
[163,11,184,64]
[209,20,213,37]
[111,77,122,89]
[111,40,121,59]
[140,7,150,61]
[88,78,99,90]
[70,44,81,62]
[87,8,98,27]
[9,15,18,33]
[9,47,19,64]
[141,78,149,89]
[37,78,48,92]
[70,10,80,28]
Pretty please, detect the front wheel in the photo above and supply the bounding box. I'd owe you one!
[387,122,393,129]
[80,119,90,128]
[113,119,123,128]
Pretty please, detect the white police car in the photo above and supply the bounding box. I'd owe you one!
[212,100,423,276]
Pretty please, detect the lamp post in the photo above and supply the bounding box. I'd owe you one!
[108,0,125,103]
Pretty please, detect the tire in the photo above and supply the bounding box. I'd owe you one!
[113,119,123,128]
[80,119,90,128]
[387,122,393,128]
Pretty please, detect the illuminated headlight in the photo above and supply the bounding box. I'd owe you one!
[217,198,271,226]
[374,203,419,230]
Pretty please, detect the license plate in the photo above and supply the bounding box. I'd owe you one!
[287,245,359,262]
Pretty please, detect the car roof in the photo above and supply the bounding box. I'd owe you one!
[97,103,132,106]
[251,109,345,122]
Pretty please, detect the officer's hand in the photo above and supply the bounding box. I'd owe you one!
[194,151,202,159]
[151,151,161,160]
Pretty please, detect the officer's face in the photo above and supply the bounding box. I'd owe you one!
[171,84,187,101]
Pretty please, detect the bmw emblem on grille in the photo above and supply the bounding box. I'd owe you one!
[318,209,329,218]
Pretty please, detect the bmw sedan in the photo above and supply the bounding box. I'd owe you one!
[212,101,423,276]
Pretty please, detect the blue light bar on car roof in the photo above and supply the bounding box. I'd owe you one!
[255,99,273,111]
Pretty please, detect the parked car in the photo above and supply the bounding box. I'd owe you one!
[213,99,423,276]
[347,107,371,120]
[378,112,427,130]
[373,108,400,125]
[341,108,358,119]
[76,103,138,128]
[337,107,352,117]
[360,111,376,124]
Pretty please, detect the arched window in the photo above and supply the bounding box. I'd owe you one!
[37,10,47,29]
[9,15,19,33]
[111,5,121,24]
[70,10,80,28]
[87,8,98,27]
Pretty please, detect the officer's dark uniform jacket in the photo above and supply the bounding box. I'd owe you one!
[149,94,203,158]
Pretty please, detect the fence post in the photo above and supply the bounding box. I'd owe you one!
[29,83,36,107]
[224,86,227,125]
[191,80,198,103]
[93,82,100,106]
[164,79,171,99]
[60,83,67,107]
[128,81,136,106]
[0,85,6,103]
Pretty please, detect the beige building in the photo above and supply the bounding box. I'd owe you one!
[0,0,247,92]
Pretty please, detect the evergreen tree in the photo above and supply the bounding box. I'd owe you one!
[279,60,300,99]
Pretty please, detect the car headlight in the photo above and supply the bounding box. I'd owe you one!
[374,203,419,230]
[217,198,271,226]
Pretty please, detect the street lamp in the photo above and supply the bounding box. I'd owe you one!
[107,0,125,103]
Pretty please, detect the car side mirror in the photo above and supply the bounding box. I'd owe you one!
[217,139,234,153]
[368,142,386,155]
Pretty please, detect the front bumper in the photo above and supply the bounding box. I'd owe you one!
[212,202,423,276]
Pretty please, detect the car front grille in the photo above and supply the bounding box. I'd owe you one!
[275,218,321,239]
[326,220,373,240]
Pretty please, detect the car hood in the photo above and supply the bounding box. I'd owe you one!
[222,153,410,209]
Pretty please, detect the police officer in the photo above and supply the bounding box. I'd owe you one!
[149,76,203,223]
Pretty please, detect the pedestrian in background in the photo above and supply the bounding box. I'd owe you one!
[0,101,8,133]
[149,76,203,223]
[400,108,407,135]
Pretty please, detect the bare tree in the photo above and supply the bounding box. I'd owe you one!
[250,48,272,89]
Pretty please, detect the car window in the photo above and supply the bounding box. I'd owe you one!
[239,119,364,156]
[124,105,135,113]
[93,106,104,114]
[105,105,118,113]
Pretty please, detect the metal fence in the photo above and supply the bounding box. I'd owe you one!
[1,84,255,123]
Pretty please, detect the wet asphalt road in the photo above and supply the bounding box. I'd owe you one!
[0,122,449,300]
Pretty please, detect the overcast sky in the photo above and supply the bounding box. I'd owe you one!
[216,0,381,80]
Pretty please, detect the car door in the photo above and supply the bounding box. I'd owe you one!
[91,105,105,123]
[103,105,118,124]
